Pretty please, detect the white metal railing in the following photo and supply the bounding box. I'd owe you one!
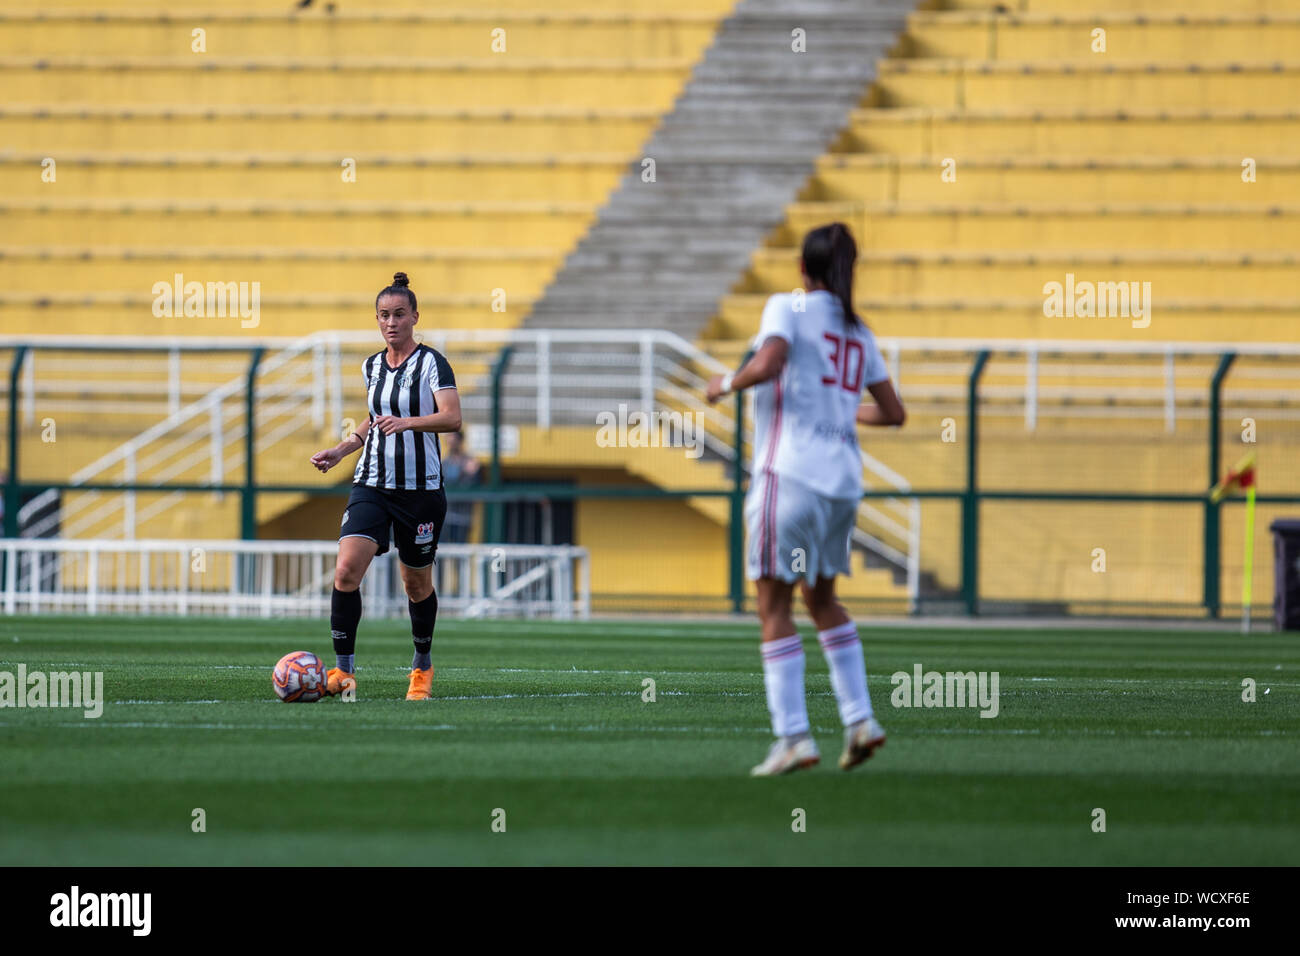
[701,338,1300,430]
[418,329,922,603]
[9,333,1293,608]
[7,334,1300,424]
[10,339,322,539]
[0,539,590,620]
[0,331,924,605]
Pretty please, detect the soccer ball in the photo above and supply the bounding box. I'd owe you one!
[272,650,327,703]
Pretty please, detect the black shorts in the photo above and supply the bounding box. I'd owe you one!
[339,484,447,569]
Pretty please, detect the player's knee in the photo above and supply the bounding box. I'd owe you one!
[803,591,829,615]
[334,566,364,591]
[756,589,790,620]
[402,569,434,603]
[802,587,839,618]
[404,580,433,603]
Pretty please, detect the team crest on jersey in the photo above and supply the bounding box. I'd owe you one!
[401,370,415,388]
[414,522,434,544]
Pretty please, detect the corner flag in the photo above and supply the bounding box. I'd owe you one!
[1210,450,1258,632]
[1210,450,1257,504]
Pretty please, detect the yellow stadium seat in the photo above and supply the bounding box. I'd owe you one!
[706,0,1300,615]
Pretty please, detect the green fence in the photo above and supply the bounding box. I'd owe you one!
[4,342,1299,618]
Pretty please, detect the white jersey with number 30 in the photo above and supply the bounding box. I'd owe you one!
[749,290,889,500]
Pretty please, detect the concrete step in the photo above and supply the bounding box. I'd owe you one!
[741,0,918,11]
[563,251,741,269]
[523,0,915,344]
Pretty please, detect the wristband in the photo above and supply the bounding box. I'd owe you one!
[720,373,735,395]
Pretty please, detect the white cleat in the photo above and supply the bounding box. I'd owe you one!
[750,735,820,777]
[840,717,886,770]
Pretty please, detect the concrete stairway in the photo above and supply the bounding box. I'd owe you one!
[523,0,919,354]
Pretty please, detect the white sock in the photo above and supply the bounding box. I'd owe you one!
[760,635,810,738]
[818,621,874,726]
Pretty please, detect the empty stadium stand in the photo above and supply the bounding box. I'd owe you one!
[0,3,735,340]
[524,0,918,341]
[0,1,739,586]
[4,0,1297,616]
[708,0,1300,611]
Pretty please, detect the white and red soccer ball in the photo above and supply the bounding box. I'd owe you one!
[272,650,327,703]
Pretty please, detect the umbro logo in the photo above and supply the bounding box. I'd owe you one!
[341,509,349,526]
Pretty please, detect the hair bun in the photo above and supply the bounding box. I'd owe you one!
[392,272,410,287]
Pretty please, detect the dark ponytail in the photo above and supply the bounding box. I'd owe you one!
[376,271,417,312]
[801,222,859,329]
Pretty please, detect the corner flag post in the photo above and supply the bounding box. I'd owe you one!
[1210,450,1258,634]
[1242,483,1256,634]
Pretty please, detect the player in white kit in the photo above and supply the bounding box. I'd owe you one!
[707,223,906,776]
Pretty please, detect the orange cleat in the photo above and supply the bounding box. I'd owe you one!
[406,666,434,700]
[326,667,356,697]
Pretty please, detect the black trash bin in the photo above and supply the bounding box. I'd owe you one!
[1271,519,1300,631]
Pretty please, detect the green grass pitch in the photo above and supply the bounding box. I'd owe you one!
[1,615,1296,865]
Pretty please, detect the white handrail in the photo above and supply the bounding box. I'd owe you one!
[14,335,325,536]
[16,330,1290,611]
[7,332,1300,354]
[0,538,590,620]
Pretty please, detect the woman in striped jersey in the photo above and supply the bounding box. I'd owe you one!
[707,224,906,776]
[309,272,462,701]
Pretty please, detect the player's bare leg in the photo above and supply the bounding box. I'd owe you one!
[400,560,437,700]
[327,535,377,696]
[802,575,885,769]
[751,577,820,776]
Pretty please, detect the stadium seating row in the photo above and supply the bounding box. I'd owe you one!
[707,0,1300,609]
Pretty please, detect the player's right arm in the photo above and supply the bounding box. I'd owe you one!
[707,338,788,403]
[310,419,371,473]
[856,380,905,427]
[311,356,376,472]
[854,333,905,427]
[706,295,794,403]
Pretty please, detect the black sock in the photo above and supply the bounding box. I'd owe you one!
[410,591,437,670]
[331,586,362,665]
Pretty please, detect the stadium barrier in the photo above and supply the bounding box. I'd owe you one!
[0,538,589,620]
[0,332,924,612]
[4,334,1300,617]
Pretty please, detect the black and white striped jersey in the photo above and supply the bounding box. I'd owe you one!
[352,343,457,491]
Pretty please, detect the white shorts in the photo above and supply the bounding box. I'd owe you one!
[745,471,857,585]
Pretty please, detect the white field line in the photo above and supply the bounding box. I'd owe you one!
[103,690,781,705]
[105,684,1291,706]
[167,665,1300,687]
[9,664,1298,694]
[0,721,1289,737]
[99,692,1259,705]
[492,670,1300,687]
[113,699,224,705]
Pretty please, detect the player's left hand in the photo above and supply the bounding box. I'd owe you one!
[705,375,726,404]
[373,415,410,435]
